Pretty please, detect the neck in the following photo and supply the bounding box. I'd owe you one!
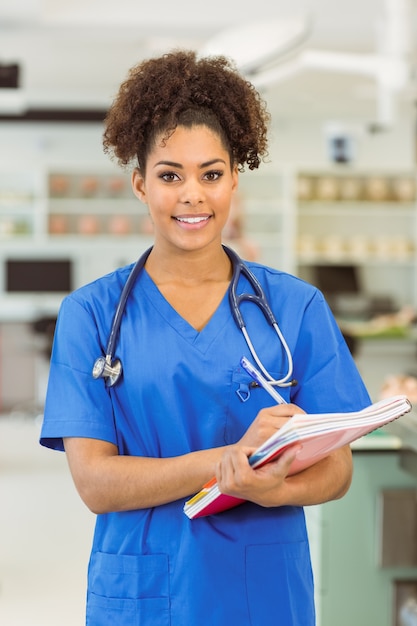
[145,243,232,286]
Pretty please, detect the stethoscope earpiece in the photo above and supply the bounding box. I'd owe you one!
[92,355,122,387]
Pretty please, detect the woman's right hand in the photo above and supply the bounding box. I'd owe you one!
[238,403,303,449]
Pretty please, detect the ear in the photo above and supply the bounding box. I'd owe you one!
[231,165,239,194]
[131,168,147,203]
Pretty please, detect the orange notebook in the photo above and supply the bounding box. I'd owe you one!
[183,395,411,519]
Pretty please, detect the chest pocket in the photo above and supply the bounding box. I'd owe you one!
[224,367,291,445]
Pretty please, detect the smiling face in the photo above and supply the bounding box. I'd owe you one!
[132,125,238,255]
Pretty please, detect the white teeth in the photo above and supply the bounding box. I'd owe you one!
[176,216,208,224]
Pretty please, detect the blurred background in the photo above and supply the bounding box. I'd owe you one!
[2,1,417,625]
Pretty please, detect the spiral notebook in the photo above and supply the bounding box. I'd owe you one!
[184,395,412,519]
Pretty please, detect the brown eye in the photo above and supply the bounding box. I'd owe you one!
[160,171,179,182]
[204,170,223,181]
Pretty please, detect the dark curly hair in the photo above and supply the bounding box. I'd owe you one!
[102,49,270,173]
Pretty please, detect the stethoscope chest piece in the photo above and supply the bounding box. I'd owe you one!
[92,355,122,387]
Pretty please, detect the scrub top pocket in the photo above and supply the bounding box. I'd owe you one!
[245,542,315,626]
[225,367,290,443]
[86,552,170,626]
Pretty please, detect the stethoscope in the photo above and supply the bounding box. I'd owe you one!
[92,245,297,388]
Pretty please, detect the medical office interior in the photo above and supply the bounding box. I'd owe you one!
[2,0,417,624]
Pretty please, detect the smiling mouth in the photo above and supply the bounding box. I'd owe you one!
[174,216,210,224]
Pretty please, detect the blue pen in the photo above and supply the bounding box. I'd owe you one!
[240,356,287,405]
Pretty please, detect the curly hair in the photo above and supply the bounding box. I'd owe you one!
[102,49,270,173]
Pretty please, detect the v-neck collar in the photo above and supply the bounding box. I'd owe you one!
[138,269,232,353]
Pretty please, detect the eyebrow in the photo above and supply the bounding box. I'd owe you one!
[153,158,227,169]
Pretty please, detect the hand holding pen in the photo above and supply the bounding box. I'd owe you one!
[240,356,287,405]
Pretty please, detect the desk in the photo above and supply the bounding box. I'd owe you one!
[0,321,51,413]
[0,295,61,323]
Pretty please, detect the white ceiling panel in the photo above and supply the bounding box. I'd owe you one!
[0,0,415,128]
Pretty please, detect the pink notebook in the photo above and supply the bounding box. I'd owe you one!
[184,395,411,519]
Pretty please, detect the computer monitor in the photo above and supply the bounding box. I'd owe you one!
[6,258,73,293]
[313,264,360,295]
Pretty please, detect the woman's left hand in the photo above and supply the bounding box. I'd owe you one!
[215,440,353,508]
[215,443,301,508]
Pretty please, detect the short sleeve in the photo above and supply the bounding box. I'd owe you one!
[40,295,117,451]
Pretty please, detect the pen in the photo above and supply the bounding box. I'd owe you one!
[240,356,287,405]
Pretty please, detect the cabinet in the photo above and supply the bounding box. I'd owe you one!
[0,165,155,318]
[0,163,295,318]
[0,169,44,238]
[46,170,150,239]
[295,170,417,310]
[227,166,417,314]
[306,450,417,626]
[1,163,416,319]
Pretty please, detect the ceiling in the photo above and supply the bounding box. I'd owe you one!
[1,0,416,129]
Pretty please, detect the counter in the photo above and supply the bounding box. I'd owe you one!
[385,410,417,451]
[384,410,417,477]
[307,416,417,626]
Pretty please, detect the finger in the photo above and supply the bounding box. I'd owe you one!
[270,445,302,475]
[267,403,305,418]
[217,446,254,491]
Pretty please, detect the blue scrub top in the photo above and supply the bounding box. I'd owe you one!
[40,259,370,626]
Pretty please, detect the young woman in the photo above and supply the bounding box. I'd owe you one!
[40,50,371,626]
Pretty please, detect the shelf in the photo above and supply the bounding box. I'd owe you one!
[297,171,416,204]
[297,255,415,266]
[296,170,417,310]
[298,202,415,216]
[47,198,144,213]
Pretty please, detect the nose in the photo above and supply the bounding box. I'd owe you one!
[180,178,204,206]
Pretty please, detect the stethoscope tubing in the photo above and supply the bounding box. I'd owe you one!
[225,246,294,387]
[93,245,295,388]
[105,247,153,359]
